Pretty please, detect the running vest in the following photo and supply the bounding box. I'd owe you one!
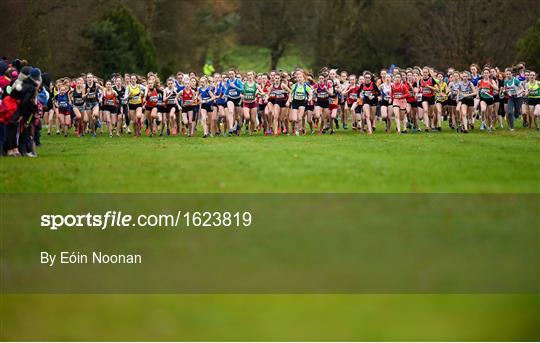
[128,85,142,104]
[103,90,117,107]
[86,83,98,102]
[292,82,310,101]
[270,84,287,100]
[315,82,330,99]
[458,81,474,100]
[347,85,359,103]
[146,88,159,107]
[72,89,84,106]
[182,88,194,106]
[165,88,177,105]
[478,79,494,99]
[226,79,242,99]
[504,78,520,97]
[243,82,257,102]
[360,82,376,99]
[435,82,448,102]
[114,86,126,105]
[420,77,435,97]
[57,93,70,109]
[449,82,460,100]
[196,86,211,103]
[392,82,408,99]
[381,83,391,102]
[527,81,539,98]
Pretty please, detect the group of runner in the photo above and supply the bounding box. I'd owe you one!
[21,63,540,140]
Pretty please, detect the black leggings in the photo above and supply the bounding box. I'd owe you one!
[4,122,18,151]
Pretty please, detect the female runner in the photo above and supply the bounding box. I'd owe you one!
[420,67,437,131]
[212,73,229,136]
[312,73,333,134]
[358,72,380,135]
[267,73,290,135]
[434,72,448,131]
[502,68,524,131]
[163,78,178,135]
[113,76,128,135]
[125,75,145,137]
[85,73,101,137]
[71,77,86,137]
[54,85,71,137]
[379,74,392,132]
[225,69,244,135]
[241,71,259,135]
[525,70,539,130]
[457,71,477,133]
[177,78,197,137]
[288,70,312,136]
[344,74,360,130]
[101,80,118,137]
[447,72,460,130]
[198,76,216,137]
[477,68,498,132]
[391,73,409,133]
[144,76,161,137]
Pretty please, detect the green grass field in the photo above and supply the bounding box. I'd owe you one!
[1,118,539,341]
[0,294,537,341]
[1,121,539,193]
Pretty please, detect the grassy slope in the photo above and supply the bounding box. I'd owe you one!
[1,124,539,193]
[221,45,311,73]
[1,118,539,340]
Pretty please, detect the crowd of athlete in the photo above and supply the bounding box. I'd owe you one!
[42,62,540,138]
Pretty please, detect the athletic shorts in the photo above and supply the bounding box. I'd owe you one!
[291,99,307,110]
[74,104,85,112]
[316,99,329,108]
[85,102,99,111]
[446,99,457,107]
[242,101,257,109]
[201,103,213,112]
[407,100,418,108]
[58,108,71,116]
[128,103,142,111]
[421,96,435,105]
[164,104,176,113]
[392,99,407,110]
[102,105,117,113]
[157,105,167,113]
[329,103,339,111]
[460,97,475,107]
[480,98,495,106]
[494,94,501,103]
[306,104,314,111]
[528,98,540,106]
[46,98,53,112]
[363,97,378,107]
[227,98,241,106]
[269,99,287,107]
[258,103,267,112]
[216,98,227,107]
[380,99,391,107]
[182,105,194,113]
[436,99,449,106]
[145,106,157,112]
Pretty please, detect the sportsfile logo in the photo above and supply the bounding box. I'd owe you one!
[40,211,253,230]
[41,211,148,230]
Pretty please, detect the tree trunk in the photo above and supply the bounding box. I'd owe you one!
[270,42,285,70]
